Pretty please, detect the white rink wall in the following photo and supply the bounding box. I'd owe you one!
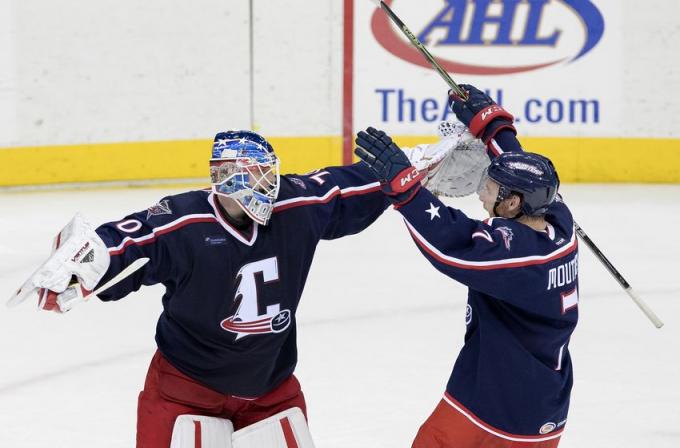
[1,0,679,146]
[1,0,679,186]
[0,0,343,147]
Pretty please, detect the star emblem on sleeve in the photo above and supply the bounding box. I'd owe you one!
[426,202,441,220]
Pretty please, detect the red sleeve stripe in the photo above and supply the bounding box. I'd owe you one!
[273,182,381,213]
[487,139,504,157]
[108,214,217,256]
[404,219,577,270]
[443,392,564,442]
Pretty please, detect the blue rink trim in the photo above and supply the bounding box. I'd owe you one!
[443,392,564,442]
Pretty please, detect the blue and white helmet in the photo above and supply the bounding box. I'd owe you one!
[484,152,559,216]
[210,130,280,225]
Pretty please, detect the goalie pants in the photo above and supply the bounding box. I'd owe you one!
[412,395,561,448]
[136,351,307,448]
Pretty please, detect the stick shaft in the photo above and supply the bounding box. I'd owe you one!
[371,0,662,329]
[575,222,663,328]
[92,257,150,296]
[375,1,467,98]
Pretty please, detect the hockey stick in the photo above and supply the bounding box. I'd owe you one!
[573,225,663,328]
[7,257,150,309]
[369,0,664,329]
[368,0,467,99]
[89,257,150,296]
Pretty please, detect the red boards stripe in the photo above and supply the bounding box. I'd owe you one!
[280,417,299,448]
[342,0,354,166]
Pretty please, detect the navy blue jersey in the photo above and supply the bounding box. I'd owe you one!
[397,131,578,438]
[94,163,387,397]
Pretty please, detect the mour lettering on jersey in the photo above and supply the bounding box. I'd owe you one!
[547,254,578,290]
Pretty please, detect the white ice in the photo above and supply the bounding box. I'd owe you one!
[1,184,679,448]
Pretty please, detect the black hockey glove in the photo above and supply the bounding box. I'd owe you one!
[354,127,425,207]
[448,84,516,144]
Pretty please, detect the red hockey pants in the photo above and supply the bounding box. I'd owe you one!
[136,351,307,448]
[412,395,562,448]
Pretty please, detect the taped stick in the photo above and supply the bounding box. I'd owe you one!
[368,0,467,99]
[369,0,662,329]
[574,224,663,328]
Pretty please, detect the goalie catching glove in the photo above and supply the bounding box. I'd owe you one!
[7,213,110,313]
[403,118,490,198]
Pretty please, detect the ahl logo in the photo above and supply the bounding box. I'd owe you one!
[372,0,605,75]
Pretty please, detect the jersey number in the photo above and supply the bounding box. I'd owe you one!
[308,170,331,185]
[561,287,578,314]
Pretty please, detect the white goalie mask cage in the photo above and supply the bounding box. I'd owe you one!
[210,131,281,225]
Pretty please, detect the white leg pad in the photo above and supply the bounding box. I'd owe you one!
[170,414,234,448]
[232,407,315,448]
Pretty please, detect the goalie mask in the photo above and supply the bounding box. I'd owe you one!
[210,131,280,225]
[480,152,559,217]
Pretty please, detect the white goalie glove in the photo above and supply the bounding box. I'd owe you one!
[404,118,490,198]
[7,213,111,313]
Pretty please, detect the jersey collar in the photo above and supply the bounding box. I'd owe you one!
[208,192,259,246]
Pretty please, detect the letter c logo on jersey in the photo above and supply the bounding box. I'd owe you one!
[220,257,292,341]
[371,0,605,75]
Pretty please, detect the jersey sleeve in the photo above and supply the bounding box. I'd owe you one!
[486,128,524,159]
[275,163,389,240]
[395,187,577,308]
[93,197,183,301]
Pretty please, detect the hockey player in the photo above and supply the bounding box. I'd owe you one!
[354,85,578,448]
[7,130,447,448]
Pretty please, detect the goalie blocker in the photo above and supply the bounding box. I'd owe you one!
[170,408,315,448]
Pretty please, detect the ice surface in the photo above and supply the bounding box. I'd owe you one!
[1,184,678,447]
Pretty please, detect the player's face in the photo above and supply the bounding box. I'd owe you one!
[478,178,500,216]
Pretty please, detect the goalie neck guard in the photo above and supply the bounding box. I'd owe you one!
[484,152,559,217]
[210,131,280,225]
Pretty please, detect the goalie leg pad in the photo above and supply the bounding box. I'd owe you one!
[170,415,234,448]
[232,407,315,448]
